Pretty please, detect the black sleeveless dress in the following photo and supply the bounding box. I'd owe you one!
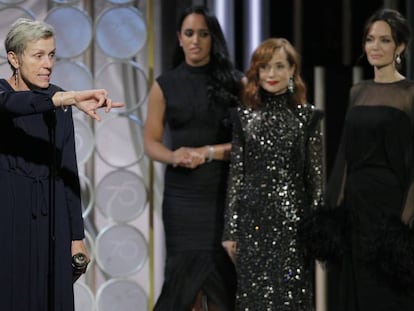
[153,62,237,311]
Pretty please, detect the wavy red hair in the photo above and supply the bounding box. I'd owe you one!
[243,38,307,109]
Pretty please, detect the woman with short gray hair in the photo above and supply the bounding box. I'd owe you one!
[0,18,123,311]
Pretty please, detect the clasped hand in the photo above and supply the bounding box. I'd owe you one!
[171,146,207,169]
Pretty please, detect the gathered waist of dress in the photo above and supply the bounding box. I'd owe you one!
[0,167,51,181]
[0,168,54,218]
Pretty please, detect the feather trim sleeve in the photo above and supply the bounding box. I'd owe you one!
[299,102,350,265]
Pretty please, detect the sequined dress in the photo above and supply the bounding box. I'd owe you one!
[223,91,323,310]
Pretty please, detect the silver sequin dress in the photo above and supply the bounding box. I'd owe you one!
[223,91,324,311]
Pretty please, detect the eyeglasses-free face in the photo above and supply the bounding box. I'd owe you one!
[178,13,212,67]
[258,48,294,95]
[365,20,403,69]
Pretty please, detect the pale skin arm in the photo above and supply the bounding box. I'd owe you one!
[222,240,237,264]
[144,82,230,168]
[71,239,90,264]
[51,89,124,121]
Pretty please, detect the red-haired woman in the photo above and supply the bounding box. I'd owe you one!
[222,38,324,310]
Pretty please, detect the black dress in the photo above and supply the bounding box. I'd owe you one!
[309,79,414,311]
[223,91,324,311]
[153,63,237,311]
[0,79,84,311]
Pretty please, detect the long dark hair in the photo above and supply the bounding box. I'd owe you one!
[361,8,411,67]
[173,6,242,108]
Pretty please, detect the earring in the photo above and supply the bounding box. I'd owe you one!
[396,54,401,64]
[288,76,295,93]
[14,68,18,88]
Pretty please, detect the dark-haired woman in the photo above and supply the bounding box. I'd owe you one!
[144,5,243,311]
[304,8,414,311]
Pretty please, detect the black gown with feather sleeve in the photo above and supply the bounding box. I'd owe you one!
[304,79,414,311]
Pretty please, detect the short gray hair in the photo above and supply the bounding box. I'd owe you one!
[5,18,55,56]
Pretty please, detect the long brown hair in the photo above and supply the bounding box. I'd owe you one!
[243,38,307,109]
[360,8,411,69]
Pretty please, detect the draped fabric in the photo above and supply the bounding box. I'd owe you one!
[0,79,83,311]
[305,79,414,311]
